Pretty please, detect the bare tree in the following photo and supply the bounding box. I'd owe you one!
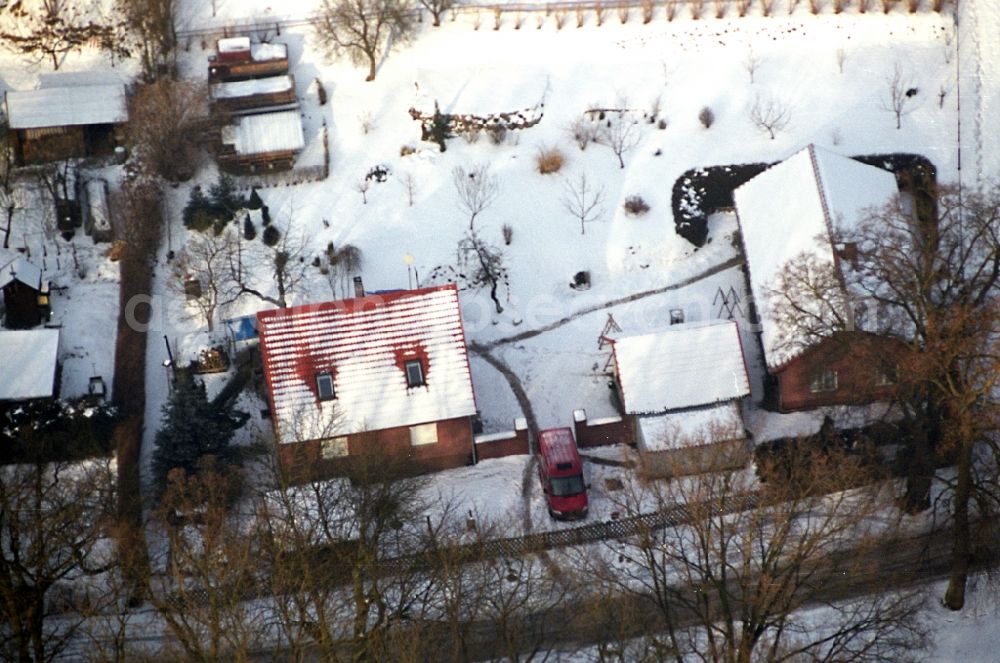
[319,241,364,299]
[418,0,454,26]
[743,46,762,83]
[0,130,22,249]
[170,228,237,331]
[882,62,916,130]
[770,185,1000,610]
[560,172,605,235]
[256,448,435,662]
[453,163,500,230]
[749,92,792,139]
[598,108,640,169]
[836,46,848,74]
[224,227,311,309]
[0,0,125,70]
[586,440,928,662]
[116,0,177,81]
[315,0,414,81]
[126,78,209,182]
[566,115,599,151]
[147,459,265,662]
[458,231,508,314]
[401,171,417,206]
[0,455,117,663]
[356,177,372,204]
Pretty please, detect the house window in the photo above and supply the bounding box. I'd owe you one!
[809,369,838,393]
[321,436,349,459]
[410,423,438,446]
[316,372,335,401]
[405,359,425,388]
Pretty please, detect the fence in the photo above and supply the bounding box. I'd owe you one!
[475,417,531,460]
[573,409,634,448]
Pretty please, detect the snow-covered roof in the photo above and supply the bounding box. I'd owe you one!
[251,42,287,62]
[5,74,128,129]
[0,252,42,290]
[0,329,59,401]
[613,320,750,415]
[257,284,478,444]
[226,110,304,155]
[637,401,745,452]
[211,75,294,100]
[218,36,251,53]
[733,144,898,370]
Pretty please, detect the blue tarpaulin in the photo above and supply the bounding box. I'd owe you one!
[226,315,259,342]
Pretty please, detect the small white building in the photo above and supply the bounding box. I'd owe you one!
[609,319,751,477]
[0,329,60,403]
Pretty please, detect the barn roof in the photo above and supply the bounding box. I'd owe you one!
[4,72,127,129]
[612,319,750,415]
[0,329,59,401]
[733,144,898,371]
[257,284,478,444]
[223,110,304,156]
[0,252,42,291]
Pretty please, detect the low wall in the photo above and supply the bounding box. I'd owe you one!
[573,409,635,448]
[475,418,530,461]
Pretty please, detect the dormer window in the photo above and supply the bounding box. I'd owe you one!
[405,359,425,388]
[316,372,335,401]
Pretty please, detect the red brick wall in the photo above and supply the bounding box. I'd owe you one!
[775,334,899,412]
[475,427,530,460]
[276,416,474,484]
[574,413,635,448]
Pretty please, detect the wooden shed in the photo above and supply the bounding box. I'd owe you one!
[208,37,289,83]
[4,72,128,165]
[0,253,47,329]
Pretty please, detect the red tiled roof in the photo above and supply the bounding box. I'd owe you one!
[257,284,477,444]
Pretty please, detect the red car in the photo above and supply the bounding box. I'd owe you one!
[537,428,589,520]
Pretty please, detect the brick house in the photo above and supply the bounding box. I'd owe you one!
[734,144,901,412]
[609,320,752,477]
[257,284,478,482]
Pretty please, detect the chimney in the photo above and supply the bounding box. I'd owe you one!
[353,276,365,299]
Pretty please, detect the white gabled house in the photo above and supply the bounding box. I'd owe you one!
[608,319,751,477]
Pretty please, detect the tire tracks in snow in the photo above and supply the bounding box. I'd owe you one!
[481,255,744,351]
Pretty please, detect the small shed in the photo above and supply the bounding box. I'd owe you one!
[4,72,128,164]
[0,329,60,403]
[83,179,113,243]
[209,37,289,82]
[210,74,297,113]
[218,110,305,173]
[0,252,46,329]
[610,319,751,477]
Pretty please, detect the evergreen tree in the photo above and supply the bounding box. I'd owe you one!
[151,370,247,498]
[243,214,257,241]
[247,187,264,210]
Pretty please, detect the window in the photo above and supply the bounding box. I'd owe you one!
[316,372,335,401]
[321,436,349,459]
[409,423,438,446]
[405,359,425,388]
[809,369,838,393]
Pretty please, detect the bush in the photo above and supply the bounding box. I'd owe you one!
[699,106,715,129]
[247,187,263,210]
[262,224,281,247]
[535,146,565,174]
[623,195,651,217]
